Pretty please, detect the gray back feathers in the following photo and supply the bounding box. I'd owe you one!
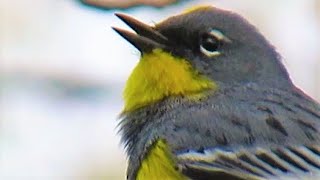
[120,83,320,179]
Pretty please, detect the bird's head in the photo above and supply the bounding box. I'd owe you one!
[113,6,291,113]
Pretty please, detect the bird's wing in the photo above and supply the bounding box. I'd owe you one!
[163,86,320,180]
[176,144,320,180]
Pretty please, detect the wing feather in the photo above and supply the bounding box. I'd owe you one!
[177,145,320,179]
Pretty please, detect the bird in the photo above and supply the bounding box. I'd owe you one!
[112,6,320,180]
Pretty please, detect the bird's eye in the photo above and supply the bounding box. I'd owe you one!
[200,29,228,57]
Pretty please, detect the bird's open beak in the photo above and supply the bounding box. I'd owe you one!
[112,13,168,53]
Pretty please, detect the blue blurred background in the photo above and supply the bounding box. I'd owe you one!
[1,0,320,179]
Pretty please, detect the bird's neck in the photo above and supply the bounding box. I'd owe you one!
[122,49,216,113]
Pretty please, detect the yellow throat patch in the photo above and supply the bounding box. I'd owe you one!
[123,49,216,112]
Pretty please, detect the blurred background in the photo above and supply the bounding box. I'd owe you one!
[1,0,320,179]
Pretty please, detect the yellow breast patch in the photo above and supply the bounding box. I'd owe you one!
[136,139,186,180]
